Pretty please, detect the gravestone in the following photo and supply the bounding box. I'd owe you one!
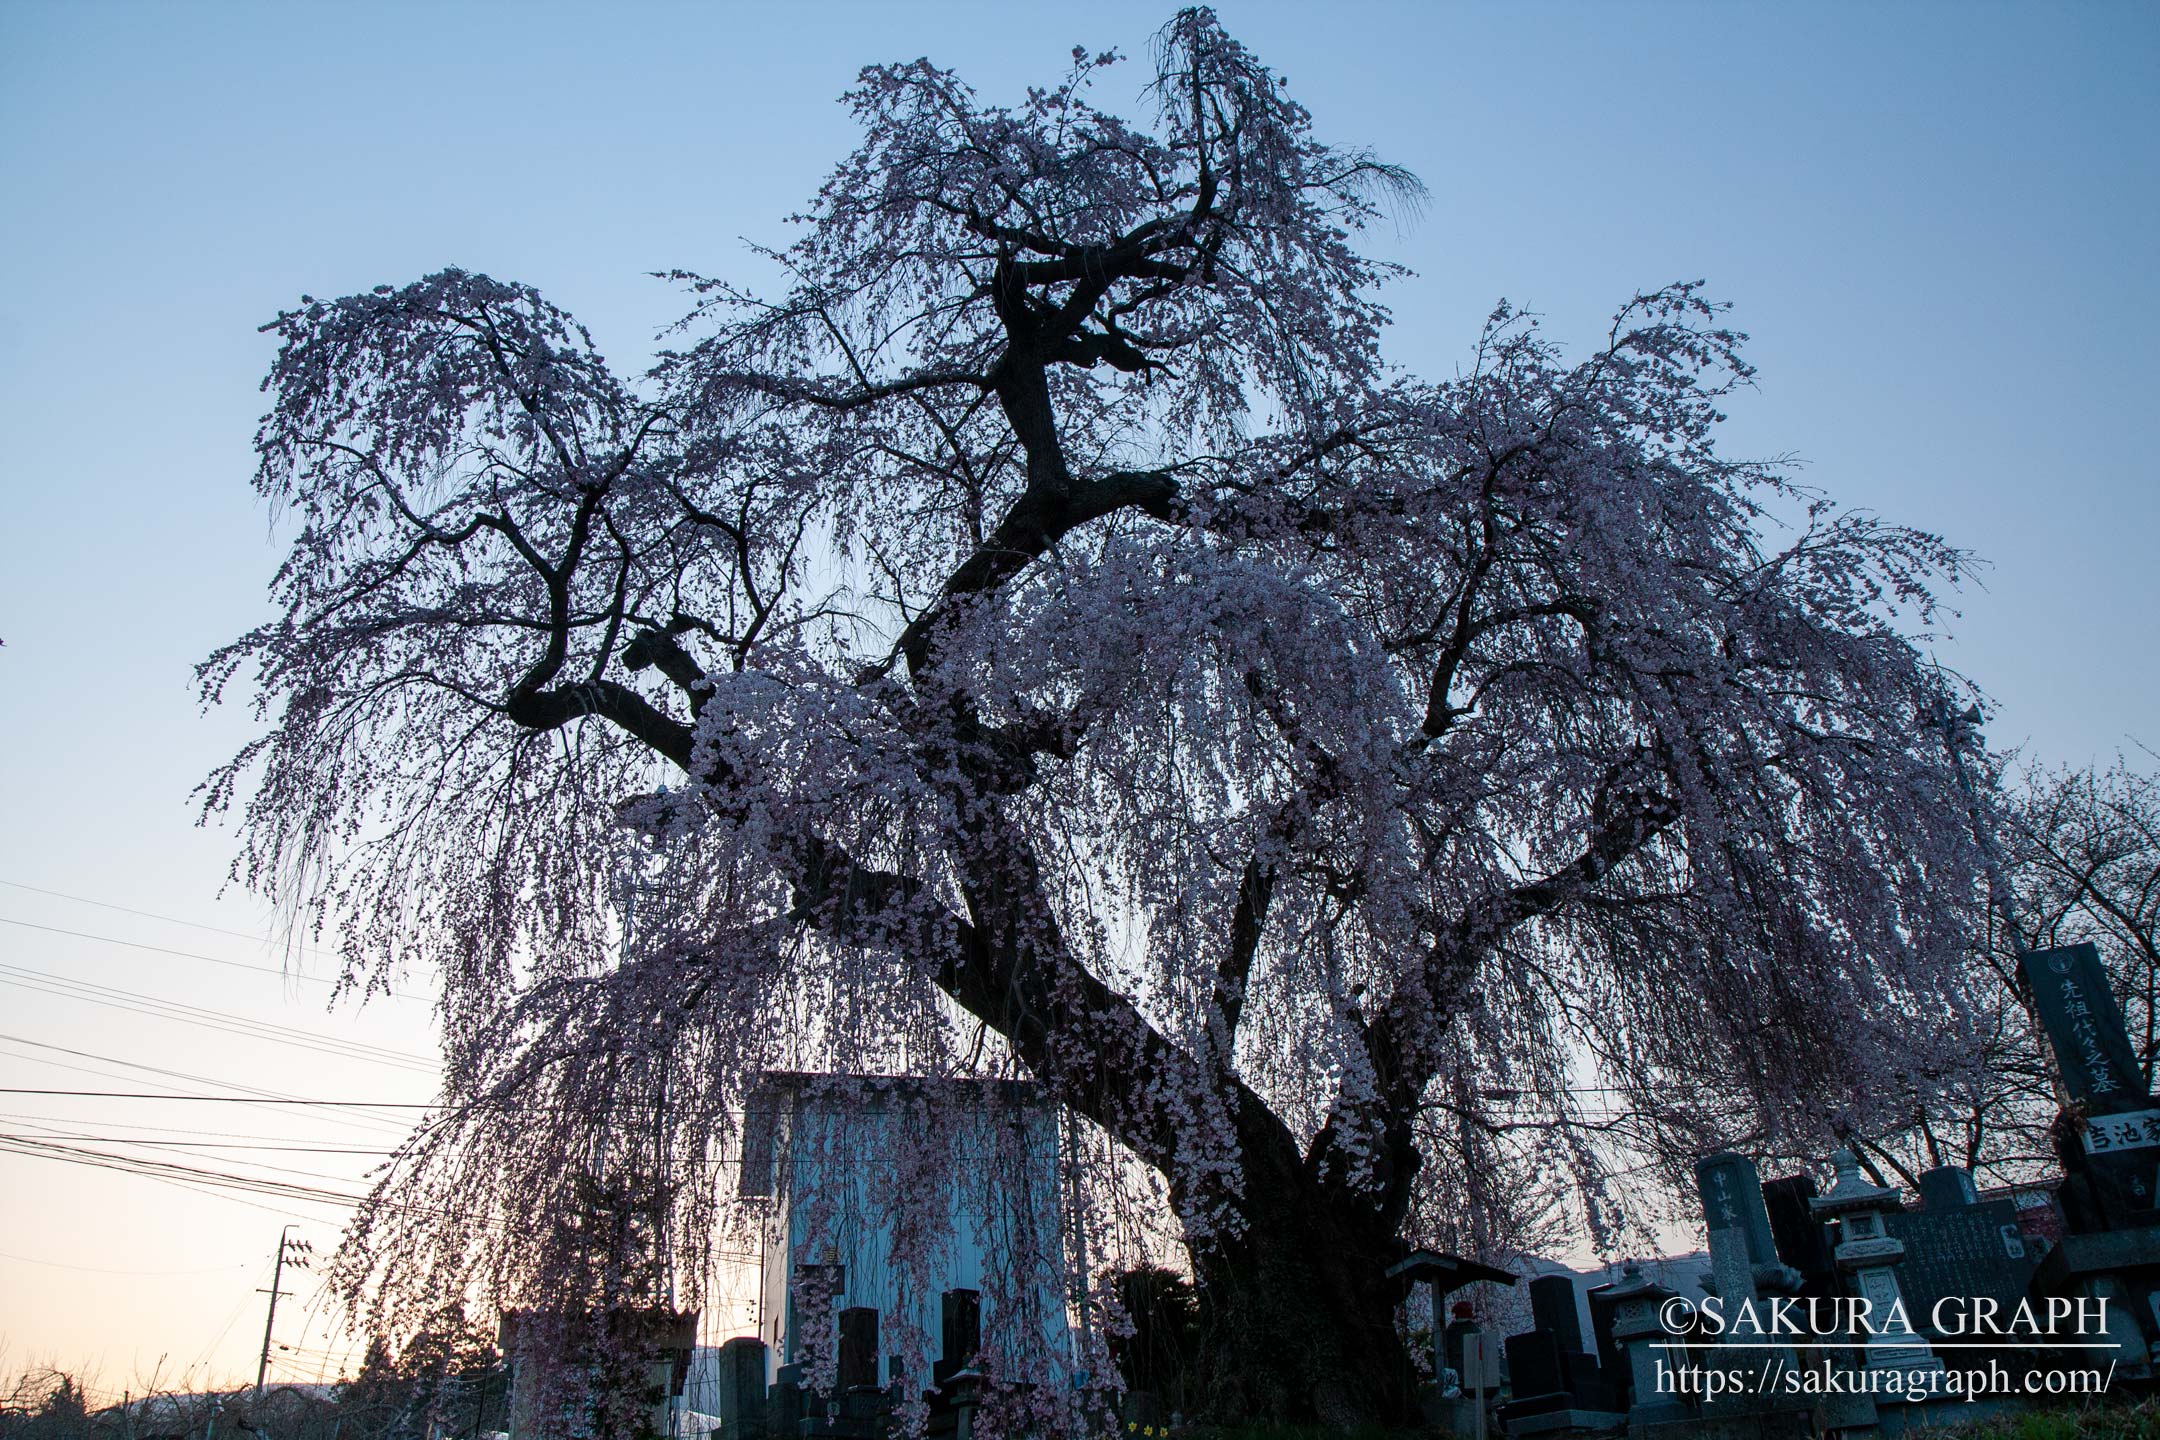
[1499,1328,1622,1428]
[934,1288,980,1388]
[838,1306,880,1391]
[714,1336,770,1440]
[1505,1330,1567,1400]
[1498,1328,1623,1435]
[1761,1174,1838,1299]
[1694,1152,1816,1421]
[1528,1274,1586,1354]
[1882,1169,2036,1340]
[1584,1285,1625,1403]
[769,1363,805,1436]
[1558,1349,1609,1406]
[1918,1164,1979,1210]
[2066,1104,2160,1227]
[2021,944,2145,1108]
[1695,1154,1800,1386]
[2019,937,2160,1367]
[1506,1273,1623,1429]
[2020,942,2159,1228]
[1696,1152,1802,1302]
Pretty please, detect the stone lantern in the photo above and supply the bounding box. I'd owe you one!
[1809,1149,1944,1375]
[1603,1262,1689,1428]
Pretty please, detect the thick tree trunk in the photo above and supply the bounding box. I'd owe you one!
[920,821,1427,1424]
[1180,1156,1418,1426]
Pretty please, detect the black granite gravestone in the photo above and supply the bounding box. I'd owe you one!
[1762,1174,1838,1299]
[1499,1327,1622,1427]
[1505,1330,1568,1401]
[2020,943,2159,1233]
[1528,1274,1586,1354]
[2021,944,2145,1108]
[1882,1201,2037,1338]
[1584,1284,1625,1404]
[715,1336,770,1440]
[2065,1106,2160,1228]
[1919,1165,1979,1210]
[769,1364,805,1435]
[838,1307,880,1392]
[934,1288,980,1389]
[1559,1348,1614,1408]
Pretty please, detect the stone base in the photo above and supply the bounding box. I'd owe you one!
[1633,1408,1813,1440]
[1504,1407,1626,1435]
[1421,1394,1506,1437]
[1810,1391,1879,1434]
[2033,1223,2160,1284]
[1868,1396,2033,1436]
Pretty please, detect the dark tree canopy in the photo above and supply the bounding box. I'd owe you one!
[205,10,1991,1425]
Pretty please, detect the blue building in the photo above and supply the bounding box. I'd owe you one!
[740,1072,1072,1395]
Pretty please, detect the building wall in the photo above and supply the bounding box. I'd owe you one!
[743,1074,1071,1389]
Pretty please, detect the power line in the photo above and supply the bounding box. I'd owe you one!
[0,1087,438,1107]
[0,1038,422,1133]
[0,914,429,1003]
[0,1107,396,1147]
[5,1122,387,1190]
[0,1133,364,1212]
[0,1130,557,1233]
[0,962,436,1071]
[0,959,435,1064]
[14,1135,395,1154]
[0,1053,418,1142]
[0,1086,713,1116]
[0,1248,251,1277]
[0,877,341,960]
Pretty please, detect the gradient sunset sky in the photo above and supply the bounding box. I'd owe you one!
[1,0,2154,1392]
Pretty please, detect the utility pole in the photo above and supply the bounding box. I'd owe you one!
[253,1227,311,1432]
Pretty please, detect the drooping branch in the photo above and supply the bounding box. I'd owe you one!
[1308,771,1683,1221]
[1215,855,1275,1050]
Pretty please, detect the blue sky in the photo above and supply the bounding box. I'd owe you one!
[0,0,2153,1384]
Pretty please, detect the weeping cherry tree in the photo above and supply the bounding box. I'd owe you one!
[203,10,1994,1426]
